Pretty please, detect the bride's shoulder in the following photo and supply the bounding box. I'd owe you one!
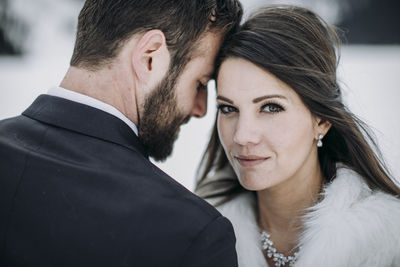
[297,166,400,266]
[213,191,259,238]
[319,166,400,215]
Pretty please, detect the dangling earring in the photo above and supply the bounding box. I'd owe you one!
[317,134,324,147]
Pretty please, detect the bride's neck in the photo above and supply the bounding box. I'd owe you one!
[257,165,324,252]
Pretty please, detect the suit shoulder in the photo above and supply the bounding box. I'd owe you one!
[136,156,223,219]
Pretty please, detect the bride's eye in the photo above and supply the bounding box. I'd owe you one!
[217,104,237,114]
[261,103,284,113]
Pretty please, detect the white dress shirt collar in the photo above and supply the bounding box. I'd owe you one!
[47,86,138,136]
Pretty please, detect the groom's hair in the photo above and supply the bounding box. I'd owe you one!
[70,0,242,72]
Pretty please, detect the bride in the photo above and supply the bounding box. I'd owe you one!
[196,5,400,267]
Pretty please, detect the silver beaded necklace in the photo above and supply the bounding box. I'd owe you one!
[260,230,301,267]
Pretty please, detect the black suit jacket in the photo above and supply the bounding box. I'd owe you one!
[0,95,238,267]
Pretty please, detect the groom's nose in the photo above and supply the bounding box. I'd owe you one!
[190,87,208,118]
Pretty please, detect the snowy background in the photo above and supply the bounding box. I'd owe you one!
[1,0,399,189]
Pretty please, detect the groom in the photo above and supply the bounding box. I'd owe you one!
[0,0,242,266]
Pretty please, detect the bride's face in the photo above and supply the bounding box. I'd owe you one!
[216,58,324,191]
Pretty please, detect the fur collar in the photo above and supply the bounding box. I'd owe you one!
[216,167,400,267]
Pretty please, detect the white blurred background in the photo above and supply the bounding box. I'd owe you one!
[1,0,399,189]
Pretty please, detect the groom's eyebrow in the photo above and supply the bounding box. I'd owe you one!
[203,74,213,80]
[205,69,217,80]
[216,95,233,104]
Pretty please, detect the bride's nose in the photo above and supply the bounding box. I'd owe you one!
[233,114,261,146]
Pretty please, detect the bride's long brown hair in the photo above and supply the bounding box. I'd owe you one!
[195,5,400,202]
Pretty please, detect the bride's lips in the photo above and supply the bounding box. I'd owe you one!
[234,155,269,167]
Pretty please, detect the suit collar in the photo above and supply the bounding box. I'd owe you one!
[23,94,148,158]
[47,86,138,136]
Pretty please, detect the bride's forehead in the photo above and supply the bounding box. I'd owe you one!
[218,60,293,94]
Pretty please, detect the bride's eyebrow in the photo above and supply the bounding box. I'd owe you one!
[217,94,287,104]
[253,95,287,103]
[216,95,234,104]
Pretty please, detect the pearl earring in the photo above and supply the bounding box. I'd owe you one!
[317,134,324,147]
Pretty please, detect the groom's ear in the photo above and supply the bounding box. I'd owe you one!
[131,30,170,90]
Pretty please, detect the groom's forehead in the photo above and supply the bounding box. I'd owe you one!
[190,31,225,59]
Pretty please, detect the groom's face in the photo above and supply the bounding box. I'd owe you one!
[138,32,224,161]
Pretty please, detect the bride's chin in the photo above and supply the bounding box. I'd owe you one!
[238,176,270,191]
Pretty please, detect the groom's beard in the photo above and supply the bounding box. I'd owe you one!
[138,71,190,162]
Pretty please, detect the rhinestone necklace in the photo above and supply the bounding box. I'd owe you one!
[260,230,301,267]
